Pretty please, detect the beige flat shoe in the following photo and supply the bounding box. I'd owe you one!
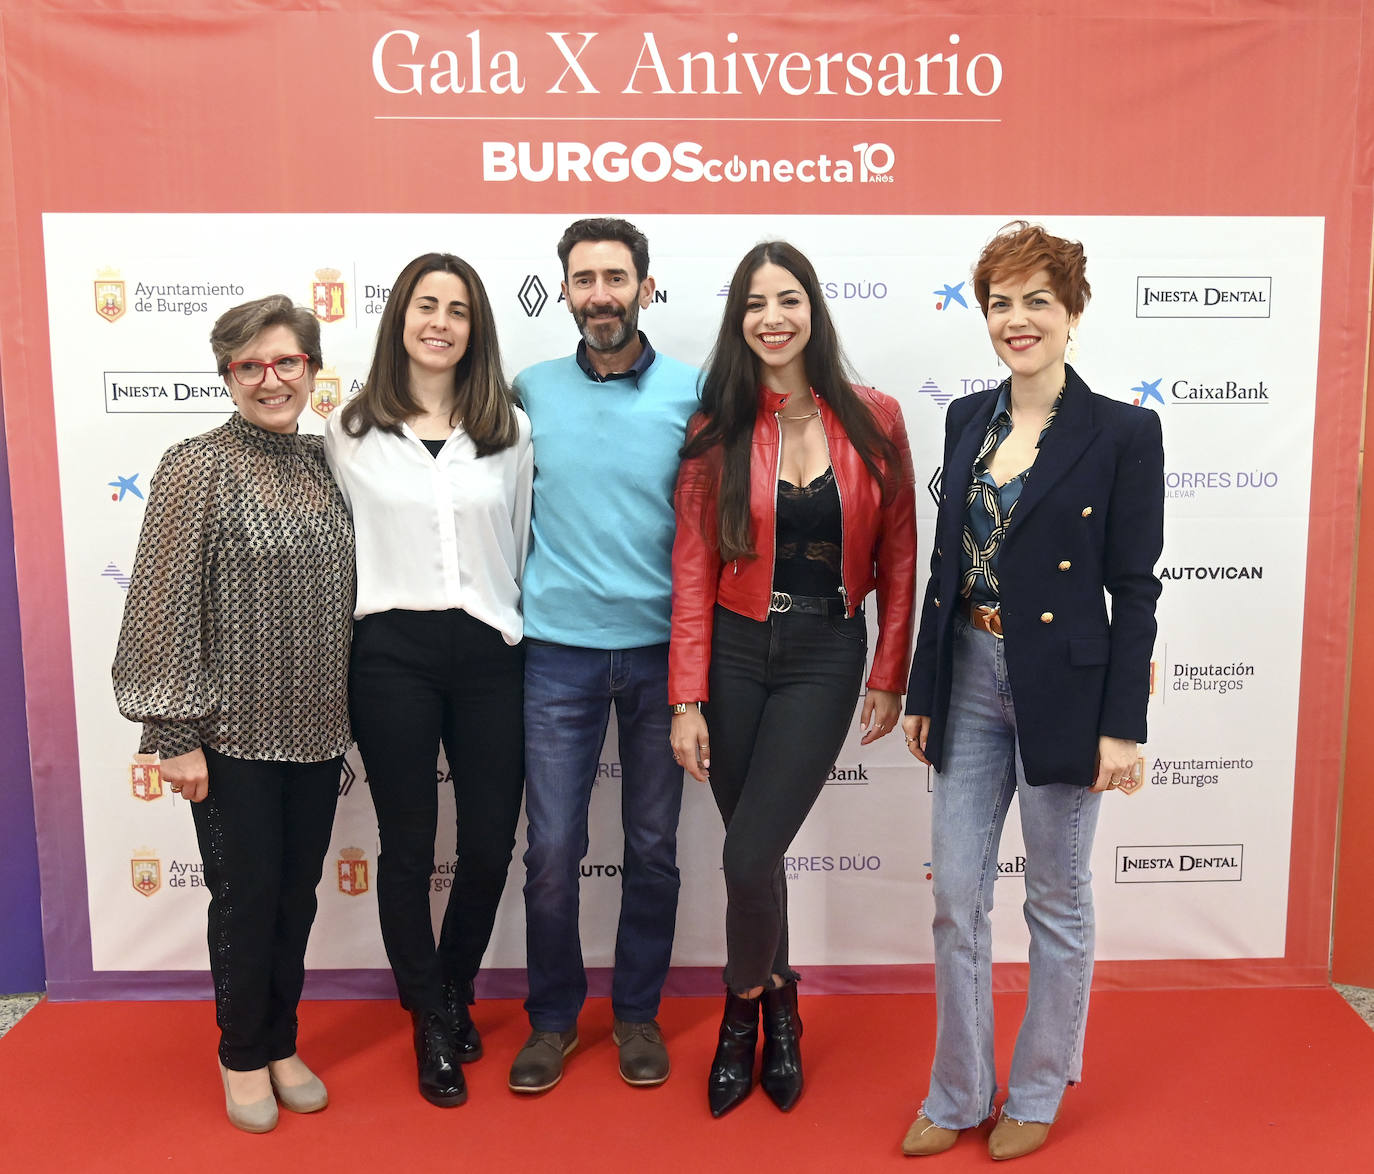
[219,1061,278,1134]
[269,1055,329,1113]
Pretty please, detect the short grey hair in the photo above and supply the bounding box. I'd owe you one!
[209,294,322,376]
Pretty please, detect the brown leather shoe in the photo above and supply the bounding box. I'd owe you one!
[612,1019,669,1086]
[901,1113,960,1156]
[508,1028,579,1094]
[988,1110,1056,1160]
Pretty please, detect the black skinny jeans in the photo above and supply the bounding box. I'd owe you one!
[192,747,341,1071]
[704,604,867,992]
[350,608,525,1016]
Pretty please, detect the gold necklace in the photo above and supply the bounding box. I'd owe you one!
[778,408,820,421]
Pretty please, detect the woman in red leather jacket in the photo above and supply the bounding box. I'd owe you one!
[668,240,916,1117]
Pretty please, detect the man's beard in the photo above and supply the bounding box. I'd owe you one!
[574,301,639,352]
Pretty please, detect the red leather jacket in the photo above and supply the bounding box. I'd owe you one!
[669,384,917,704]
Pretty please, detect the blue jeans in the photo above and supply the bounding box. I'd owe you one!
[924,613,1102,1128]
[521,641,683,1030]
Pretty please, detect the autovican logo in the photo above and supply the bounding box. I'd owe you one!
[1115,844,1244,882]
[1135,276,1271,318]
[483,140,894,184]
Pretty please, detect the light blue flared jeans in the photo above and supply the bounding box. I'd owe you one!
[923,612,1102,1128]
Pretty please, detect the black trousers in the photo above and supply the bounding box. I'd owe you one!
[192,747,341,1071]
[704,605,867,992]
[350,608,525,1015]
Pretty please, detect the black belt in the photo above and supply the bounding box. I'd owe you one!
[769,591,847,617]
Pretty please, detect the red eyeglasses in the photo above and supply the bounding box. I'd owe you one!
[227,354,309,387]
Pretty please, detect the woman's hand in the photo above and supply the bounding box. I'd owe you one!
[160,747,209,802]
[901,714,931,764]
[1091,736,1139,793]
[860,689,901,745]
[670,708,711,783]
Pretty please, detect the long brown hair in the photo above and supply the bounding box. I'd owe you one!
[682,241,898,562]
[341,253,518,456]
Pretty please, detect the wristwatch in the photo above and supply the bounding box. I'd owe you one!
[671,702,699,715]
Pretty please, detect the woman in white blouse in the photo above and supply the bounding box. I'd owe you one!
[325,253,532,1109]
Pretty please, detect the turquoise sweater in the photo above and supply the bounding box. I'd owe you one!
[515,344,700,648]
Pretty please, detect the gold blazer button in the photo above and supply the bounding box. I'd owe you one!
[1058,560,1071,571]
[1040,611,1054,623]
[1081,506,1093,517]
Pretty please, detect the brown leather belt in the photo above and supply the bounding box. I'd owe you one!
[962,599,1003,638]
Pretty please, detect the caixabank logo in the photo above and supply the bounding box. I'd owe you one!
[921,855,1025,883]
[932,281,968,311]
[1115,844,1244,882]
[1128,374,1269,408]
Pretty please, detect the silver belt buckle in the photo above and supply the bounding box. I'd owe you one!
[769,591,793,613]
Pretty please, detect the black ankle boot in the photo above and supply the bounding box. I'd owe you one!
[441,977,482,1063]
[412,1010,467,1107]
[707,990,760,1118]
[760,980,803,1111]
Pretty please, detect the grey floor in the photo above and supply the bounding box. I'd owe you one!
[2,985,1373,1041]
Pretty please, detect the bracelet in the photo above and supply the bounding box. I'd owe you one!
[670,702,700,715]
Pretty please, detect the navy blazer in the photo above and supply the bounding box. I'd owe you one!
[906,365,1164,786]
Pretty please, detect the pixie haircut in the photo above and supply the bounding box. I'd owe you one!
[556,217,650,283]
[210,295,322,377]
[971,221,1091,318]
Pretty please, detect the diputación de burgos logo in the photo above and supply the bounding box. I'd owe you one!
[482,140,895,185]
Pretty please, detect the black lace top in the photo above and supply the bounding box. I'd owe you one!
[774,467,843,597]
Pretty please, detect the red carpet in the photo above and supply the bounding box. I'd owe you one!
[1,989,1370,1172]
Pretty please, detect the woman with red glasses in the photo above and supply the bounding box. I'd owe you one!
[115,294,354,1133]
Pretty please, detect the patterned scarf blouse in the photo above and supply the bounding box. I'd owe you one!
[113,412,355,762]
[959,382,1063,605]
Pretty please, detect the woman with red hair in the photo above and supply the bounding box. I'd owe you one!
[900,222,1164,1161]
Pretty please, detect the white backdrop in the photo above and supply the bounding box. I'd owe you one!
[45,212,1320,981]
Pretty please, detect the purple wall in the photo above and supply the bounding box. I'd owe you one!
[0,364,45,993]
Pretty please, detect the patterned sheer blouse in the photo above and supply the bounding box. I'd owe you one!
[960,382,1063,605]
[113,412,355,762]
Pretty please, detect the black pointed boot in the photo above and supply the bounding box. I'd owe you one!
[760,980,803,1111]
[707,989,760,1118]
